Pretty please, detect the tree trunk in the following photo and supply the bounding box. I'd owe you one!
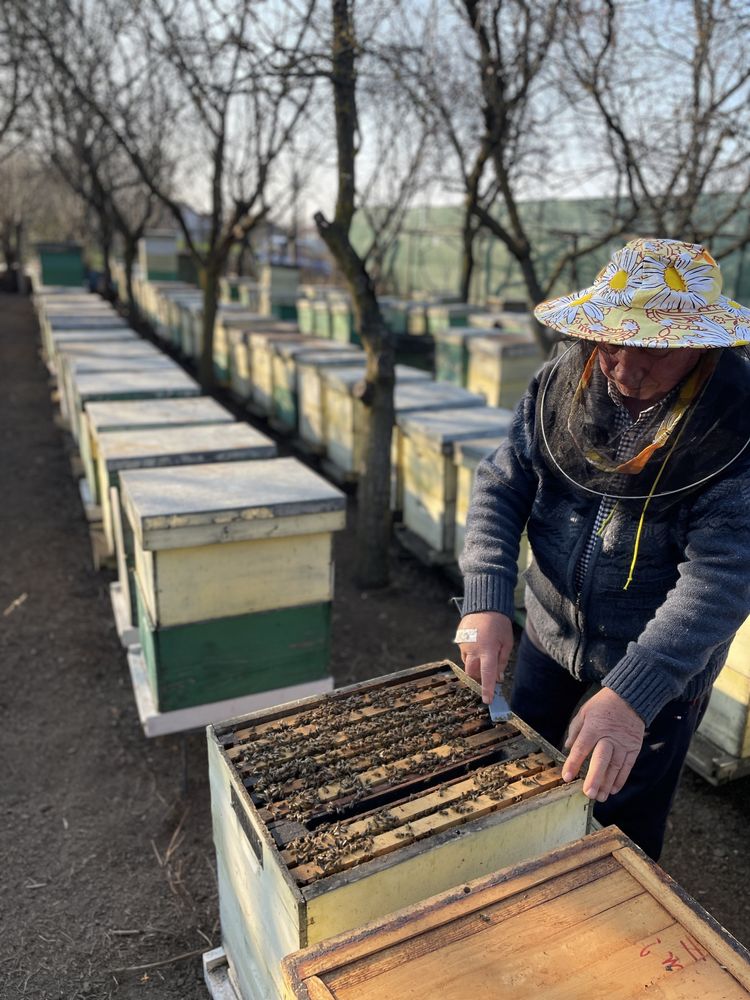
[199,264,219,389]
[459,217,476,304]
[123,240,138,321]
[355,367,395,589]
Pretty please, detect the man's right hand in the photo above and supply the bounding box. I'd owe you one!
[456,611,514,704]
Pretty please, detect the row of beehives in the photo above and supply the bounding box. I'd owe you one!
[35,282,349,732]
[132,275,538,594]
[32,283,750,1000]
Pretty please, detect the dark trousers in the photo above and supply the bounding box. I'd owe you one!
[511,630,709,861]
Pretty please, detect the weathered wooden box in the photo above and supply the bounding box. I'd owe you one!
[399,407,514,556]
[120,458,346,712]
[96,422,277,556]
[426,302,478,335]
[54,339,163,419]
[47,326,137,370]
[208,661,591,1000]
[698,615,750,758]
[81,396,234,504]
[388,383,486,512]
[61,353,176,426]
[70,367,201,444]
[434,326,502,387]
[321,364,431,477]
[269,340,354,434]
[248,329,307,414]
[466,333,542,409]
[281,826,750,1000]
[295,351,365,452]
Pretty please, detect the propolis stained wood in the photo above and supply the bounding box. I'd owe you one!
[119,458,346,712]
[208,661,590,1000]
[281,826,750,1000]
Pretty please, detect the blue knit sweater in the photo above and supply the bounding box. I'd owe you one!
[459,351,750,725]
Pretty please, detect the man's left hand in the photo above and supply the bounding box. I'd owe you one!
[561,688,645,802]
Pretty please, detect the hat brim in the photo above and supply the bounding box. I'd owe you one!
[534,291,750,349]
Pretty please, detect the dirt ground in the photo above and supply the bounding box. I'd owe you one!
[1,292,748,999]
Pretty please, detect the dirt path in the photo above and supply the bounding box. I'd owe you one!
[1,293,748,999]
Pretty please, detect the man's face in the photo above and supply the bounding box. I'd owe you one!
[596,344,703,404]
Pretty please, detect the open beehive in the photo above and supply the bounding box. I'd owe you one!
[282,826,750,1000]
[208,660,590,999]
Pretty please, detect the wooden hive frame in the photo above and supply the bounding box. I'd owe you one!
[281,826,750,1000]
[208,661,591,999]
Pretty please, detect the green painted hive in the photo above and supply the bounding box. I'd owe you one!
[119,458,346,712]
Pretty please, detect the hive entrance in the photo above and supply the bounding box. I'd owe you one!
[219,664,563,886]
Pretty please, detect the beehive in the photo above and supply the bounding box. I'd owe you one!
[281,826,750,1000]
[296,295,316,335]
[296,351,365,452]
[46,320,134,367]
[178,299,203,358]
[137,231,178,281]
[208,661,590,1000]
[269,340,354,434]
[387,383,486,512]
[399,406,514,557]
[120,458,346,712]
[259,264,300,318]
[466,333,542,410]
[698,615,750,759]
[213,308,277,384]
[434,327,503,387]
[426,302,479,335]
[321,365,432,478]
[238,280,260,311]
[454,435,529,609]
[313,299,332,339]
[96,422,277,557]
[54,340,163,420]
[61,354,177,425]
[248,330,308,415]
[70,367,201,444]
[329,298,358,344]
[36,241,85,287]
[81,396,234,504]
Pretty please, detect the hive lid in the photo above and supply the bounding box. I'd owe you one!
[48,315,129,329]
[52,330,139,346]
[120,457,346,548]
[57,341,162,359]
[86,396,234,433]
[466,332,537,357]
[397,405,514,449]
[247,329,306,348]
[99,422,276,471]
[274,338,349,359]
[433,326,502,345]
[70,355,178,375]
[296,350,365,369]
[74,368,200,402]
[454,435,508,464]
[393,381,485,413]
[322,364,431,391]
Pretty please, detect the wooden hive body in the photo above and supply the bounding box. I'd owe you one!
[208,662,590,1000]
[426,302,477,336]
[321,365,431,476]
[281,826,750,1000]
[453,435,530,611]
[698,615,750,758]
[120,459,346,712]
[62,355,176,425]
[54,340,162,419]
[270,340,353,433]
[399,407,514,555]
[466,334,542,409]
[249,332,307,413]
[295,352,365,451]
[96,422,277,555]
[433,327,499,386]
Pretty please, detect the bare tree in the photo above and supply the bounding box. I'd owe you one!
[563,0,750,259]
[23,0,317,386]
[314,0,436,589]
[0,4,33,160]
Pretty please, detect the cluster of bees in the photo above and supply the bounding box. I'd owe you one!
[228,675,540,882]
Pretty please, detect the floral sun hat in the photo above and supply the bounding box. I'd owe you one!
[534,238,750,348]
